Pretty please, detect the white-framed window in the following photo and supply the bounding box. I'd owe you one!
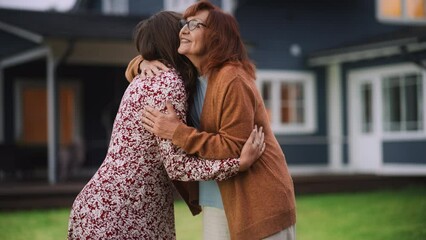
[382,71,423,132]
[164,0,197,13]
[376,0,426,24]
[102,0,129,15]
[256,70,316,134]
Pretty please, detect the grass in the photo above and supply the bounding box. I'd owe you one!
[296,186,426,240]
[0,186,424,240]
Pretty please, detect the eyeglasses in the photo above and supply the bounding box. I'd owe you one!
[179,19,207,31]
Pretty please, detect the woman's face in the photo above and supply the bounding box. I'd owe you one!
[178,10,209,68]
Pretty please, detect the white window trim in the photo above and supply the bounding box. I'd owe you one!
[376,0,426,25]
[256,70,316,134]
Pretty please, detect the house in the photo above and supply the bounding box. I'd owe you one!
[0,0,425,185]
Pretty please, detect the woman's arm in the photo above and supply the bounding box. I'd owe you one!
[125,55,142,83]
[143,70,258,159]
[160,126,264,181]
[150,70,263,181]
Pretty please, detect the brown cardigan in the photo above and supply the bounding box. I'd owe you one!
[126,57,296,239]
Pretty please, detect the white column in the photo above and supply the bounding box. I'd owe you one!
[47,50,59,184]
[327,63,343,171]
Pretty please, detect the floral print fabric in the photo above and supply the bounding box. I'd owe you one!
[68,69,239,239]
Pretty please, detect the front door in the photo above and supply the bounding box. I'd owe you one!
[348,73,382,172]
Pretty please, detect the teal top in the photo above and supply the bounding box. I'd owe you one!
[188,76,224,209]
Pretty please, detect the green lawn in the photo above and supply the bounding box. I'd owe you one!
[0,186,424,240]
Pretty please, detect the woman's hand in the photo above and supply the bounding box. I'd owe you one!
[139,60,169,78]
[239,125,265,172]
[142,102,180,140]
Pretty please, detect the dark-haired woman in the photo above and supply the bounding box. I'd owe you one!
[67,11,264,240]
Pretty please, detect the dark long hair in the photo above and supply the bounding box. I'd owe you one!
[133,11,198,106]
[183,1,255,79]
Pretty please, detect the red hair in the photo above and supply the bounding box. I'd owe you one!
[183,1,255,79]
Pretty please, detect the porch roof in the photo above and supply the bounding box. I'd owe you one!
[0,8,147,41]
[308,26,426,66]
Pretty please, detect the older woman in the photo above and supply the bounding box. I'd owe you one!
[129,1,297,239]
[67,11,265,240]
[127,1,296,239]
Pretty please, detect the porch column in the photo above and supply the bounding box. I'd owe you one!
[47,50,59,184]
[327,63,343,171]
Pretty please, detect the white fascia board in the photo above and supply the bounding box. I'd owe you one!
[0,46,50,68]
[308,46,402,66]
[308,38,426,67]
[0,20,43,44]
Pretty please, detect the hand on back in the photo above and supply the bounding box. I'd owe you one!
[139,60,169,78]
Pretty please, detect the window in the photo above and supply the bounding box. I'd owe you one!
[102,0,129,15]
[15,81,81,145]
[257,71,316,134]
[377,0,426,24]
[382,72,423,132]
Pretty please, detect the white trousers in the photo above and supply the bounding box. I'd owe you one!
[263,225,296,240]
[202,206,296,240]
[202,206,230,240]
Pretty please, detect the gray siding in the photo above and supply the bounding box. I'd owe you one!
[383,141,426,164]
[281,144,328,165]
[236,0,401,69]
[129,0,162,16]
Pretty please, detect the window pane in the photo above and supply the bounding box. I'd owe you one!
[361,83,372,133]
[262,81,272,121]
[407,0,426,18]
[281,84,290,123]
[404,74,421,130]
[383,76,402,131]
[389,77,401,131]
[380,0,402,17]
[280,83,305,124]
[295,83,304,123]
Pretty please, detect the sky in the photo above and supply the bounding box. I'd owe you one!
[0,0,76,11]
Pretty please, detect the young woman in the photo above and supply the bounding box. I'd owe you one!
[67,11,264,240]
[131,1,297,239]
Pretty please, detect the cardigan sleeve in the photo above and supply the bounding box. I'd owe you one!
[125,55,142,83]
[155,71,240,181]
[172,71,257,159]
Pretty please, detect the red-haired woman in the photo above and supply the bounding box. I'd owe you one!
[127,1,296,239]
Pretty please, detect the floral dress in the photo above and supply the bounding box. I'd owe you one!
[67,69,239,240]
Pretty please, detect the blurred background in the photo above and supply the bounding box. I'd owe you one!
[0,0,425,239]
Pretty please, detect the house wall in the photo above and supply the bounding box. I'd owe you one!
[236,0,401,70]
[129,0,162,16]
[383,141,426,164]
[233,0,411,167]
